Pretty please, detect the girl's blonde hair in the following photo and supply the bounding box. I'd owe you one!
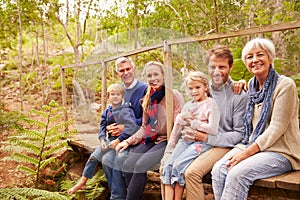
[141,61,165,113]
[185,71,211,97]
[107,83,125,97]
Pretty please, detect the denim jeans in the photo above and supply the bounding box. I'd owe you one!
[123,141,167,200]
[211,147,292,200]
[82,138,115,178]
[161,139,212,187]
[102,147,130,200]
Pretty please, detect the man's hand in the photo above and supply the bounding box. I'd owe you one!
[107,123,125,137]
[194,130,208,142]
[232,79,247,94]
[108,139,120,149]
[115,140,129,153]
[180,126,208,142]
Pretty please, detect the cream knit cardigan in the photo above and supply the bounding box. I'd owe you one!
[254,75,300,170]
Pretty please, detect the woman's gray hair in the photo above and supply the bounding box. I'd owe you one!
[242,38,276,66]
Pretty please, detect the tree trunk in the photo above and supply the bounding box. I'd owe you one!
[18,0,24,111]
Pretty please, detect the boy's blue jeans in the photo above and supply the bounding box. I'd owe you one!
[82,138,115,178]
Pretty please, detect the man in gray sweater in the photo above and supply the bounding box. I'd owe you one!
[183,45,248,200]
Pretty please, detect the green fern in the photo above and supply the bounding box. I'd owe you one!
[1,100,77,188]
[61,169,107,200]
[0,188,69,200]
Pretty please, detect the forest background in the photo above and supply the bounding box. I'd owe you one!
[0,0,300,199]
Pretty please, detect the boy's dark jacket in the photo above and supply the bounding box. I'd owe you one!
[98,102,139,141]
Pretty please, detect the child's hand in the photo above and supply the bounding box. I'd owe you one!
[181,110,193,120]
[108,139,120,149]
[100,139,107,151]
[177,111,193,126]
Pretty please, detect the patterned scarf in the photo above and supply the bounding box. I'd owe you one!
[243,67,279,145]
[142,85,165,144]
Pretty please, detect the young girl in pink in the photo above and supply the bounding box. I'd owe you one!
[161,71,220,200]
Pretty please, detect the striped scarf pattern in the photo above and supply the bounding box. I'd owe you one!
[141,85,165,144]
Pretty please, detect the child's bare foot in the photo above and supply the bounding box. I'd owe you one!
[68,181,86,194]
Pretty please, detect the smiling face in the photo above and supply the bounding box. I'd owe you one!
[116,61,135,88]
[144,63,164,90]
[208,55,232,89]
[108,90,123,108]
[245,46,272,82]
[187,80,208,102]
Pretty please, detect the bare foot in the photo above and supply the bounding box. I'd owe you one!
[68,182,86,194]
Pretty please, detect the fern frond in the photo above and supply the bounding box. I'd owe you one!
[19,129,44,139]
[30,109,49,118]
[0,188,69,200]
[10,152,39,165]
[48,120,75,135]
[22,117,46,128]
[49,113,63,124]
[6,138,41,154]
[45,132,72,145]
[0,188,28,200]
[43,141,68,157]
[50,107,67,115]
[18,165,37,175]
[39,157,56,170]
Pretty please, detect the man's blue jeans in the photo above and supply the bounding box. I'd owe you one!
[211,147,292,200]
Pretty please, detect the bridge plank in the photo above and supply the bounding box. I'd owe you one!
[276,171,300,191]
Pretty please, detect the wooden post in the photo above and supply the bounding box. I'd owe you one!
[60,67,68,129]
[163,40,174,139]
[101,61,107,112]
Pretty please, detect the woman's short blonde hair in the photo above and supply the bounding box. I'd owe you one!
[242,38,276,66]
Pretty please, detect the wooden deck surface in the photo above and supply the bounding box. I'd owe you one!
[69,123,300,199]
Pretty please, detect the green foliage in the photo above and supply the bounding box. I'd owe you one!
[0,188,69,200]
[0,103,25,134]
[1,100,77,189]
[60,169,107,200]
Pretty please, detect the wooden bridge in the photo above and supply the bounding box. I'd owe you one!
[68,128,300,200]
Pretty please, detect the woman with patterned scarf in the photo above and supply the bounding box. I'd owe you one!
[115,61,184,200]
[211,38,300,200]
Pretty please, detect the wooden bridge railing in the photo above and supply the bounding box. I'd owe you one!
[60,20,300,139]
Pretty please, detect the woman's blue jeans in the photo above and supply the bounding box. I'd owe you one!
[211,147,292,200]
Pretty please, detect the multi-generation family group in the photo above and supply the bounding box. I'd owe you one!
[68,37,300,200]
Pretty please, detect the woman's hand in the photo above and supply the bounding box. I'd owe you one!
[226,150,250,169]
[115,140,129,153]
[108,139,120,149]
[160,152,171,173]
[226,142,260,170]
